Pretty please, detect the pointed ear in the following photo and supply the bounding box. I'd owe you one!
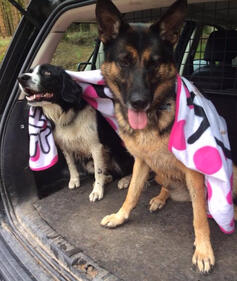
[150,0,187,45]
[61,73,82,104]
[96,0,128,44]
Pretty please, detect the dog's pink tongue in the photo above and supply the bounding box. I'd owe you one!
[128,108,147,130]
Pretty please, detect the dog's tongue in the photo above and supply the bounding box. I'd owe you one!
[128,108,147,130]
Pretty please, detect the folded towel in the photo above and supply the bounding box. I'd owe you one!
[29,107,58,171]
[28,70,234,233]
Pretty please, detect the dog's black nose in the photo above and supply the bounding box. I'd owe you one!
[130,95,150,110]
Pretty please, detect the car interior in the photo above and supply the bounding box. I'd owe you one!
[190,30,237,90]
[1,0,237,280]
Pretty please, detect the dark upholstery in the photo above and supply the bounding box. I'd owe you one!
[204,30,237,63]
[191,30,237,90]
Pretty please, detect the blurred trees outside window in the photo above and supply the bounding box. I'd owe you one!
[0,0,29,37]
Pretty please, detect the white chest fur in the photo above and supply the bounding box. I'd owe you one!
[42,104,99,157]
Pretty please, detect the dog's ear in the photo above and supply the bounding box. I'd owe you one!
[150,0,187,45]
[61,73,82,104]
[96,0,128,44]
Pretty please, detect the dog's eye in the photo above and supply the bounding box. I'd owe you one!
[118,54,134,68]
[43,71,51,76]
[150,55,160,66]
[118,58,130,68]
[147,55,161,70]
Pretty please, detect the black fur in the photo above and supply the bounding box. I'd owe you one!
[96,111,133,176]
[96,0,186,134]
[18,64,133,177]
[38,64,86,112]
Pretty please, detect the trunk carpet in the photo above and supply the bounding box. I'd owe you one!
[34,178,237,281]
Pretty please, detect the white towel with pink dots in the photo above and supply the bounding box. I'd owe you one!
[67,69,118,132]
[28,70,117,171]
[29,70,234,233]
[168,75,234,234]
[29,106,58,171]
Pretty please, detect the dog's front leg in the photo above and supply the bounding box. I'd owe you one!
[149,186,169,212]
[62,150,80,189]
[101,157,150,228]
[149,173,170,212]
[185,169,215,274]
[89,144,112,202]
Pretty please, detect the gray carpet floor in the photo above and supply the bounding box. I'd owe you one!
[34,178,237,281]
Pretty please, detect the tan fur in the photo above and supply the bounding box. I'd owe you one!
[101,99,217,272]
[101,63,126,106]
[41,102,112,202]
[149,186,169,212]
[101,89,237,272]
[125,45,138,60]
[97,0,236,273]
[43,104,99,157]
[117,175,131,190]
[141,48,152,64]
[157,63,177,81]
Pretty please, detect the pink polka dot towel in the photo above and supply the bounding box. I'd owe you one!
[169,75,234,234]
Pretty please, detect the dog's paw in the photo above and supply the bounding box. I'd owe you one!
[89,188,104,202]
[149,196,166,212]
[85,161,94,174]
[192,242,215,274]
[101,213,127,228]
[118,175,131,189]
[68,178,80,189]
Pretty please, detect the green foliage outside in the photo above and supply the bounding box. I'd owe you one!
[51,25,98,70]
[194,26,215,60]
[0,24,217,68]
[1,23,98,69]
[0,36,11,62]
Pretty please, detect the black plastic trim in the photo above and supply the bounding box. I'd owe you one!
[0,231,38,281]
[0,1,121,281]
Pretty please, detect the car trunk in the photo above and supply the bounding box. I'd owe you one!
[2,99,236,281]
[0,0,237,281]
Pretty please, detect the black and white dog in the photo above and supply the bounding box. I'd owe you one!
[18,64,133,202]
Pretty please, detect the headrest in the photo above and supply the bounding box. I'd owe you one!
[204,30,237,62]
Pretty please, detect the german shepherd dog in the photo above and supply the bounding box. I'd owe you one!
[18,64,133,202]
[96,0,237,273]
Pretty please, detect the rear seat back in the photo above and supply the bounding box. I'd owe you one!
[191,30,237,90]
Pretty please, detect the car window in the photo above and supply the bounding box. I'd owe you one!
[179,1,237,92]
[51,23,98,71]
[190,25,237,90]
[193,25,218,71]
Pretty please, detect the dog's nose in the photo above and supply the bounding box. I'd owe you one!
[130,95,150,110]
